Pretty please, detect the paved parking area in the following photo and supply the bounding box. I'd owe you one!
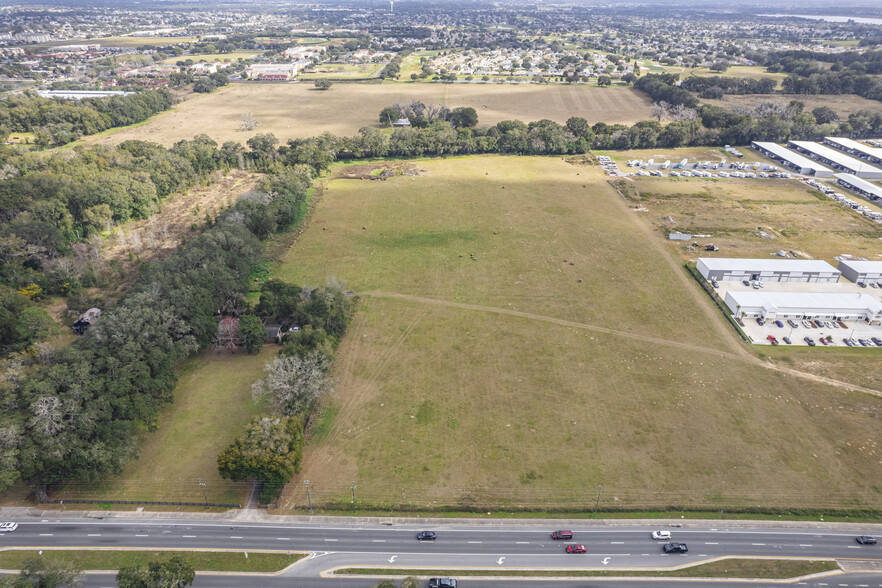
[711,279,882,347]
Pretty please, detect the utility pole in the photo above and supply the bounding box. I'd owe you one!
[305,479,313,514]
[198,478,208,506]
[593,485,603,518]
[351,481,356,507]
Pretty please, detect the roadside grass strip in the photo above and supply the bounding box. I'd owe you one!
[0,549,306,573]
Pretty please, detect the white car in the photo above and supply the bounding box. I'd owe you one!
[0,522,18,533]
[651,530,672,540]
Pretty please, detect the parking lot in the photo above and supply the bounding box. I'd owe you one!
[713,279,882,347]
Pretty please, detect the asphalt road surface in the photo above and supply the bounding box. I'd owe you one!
[1,517,880,587]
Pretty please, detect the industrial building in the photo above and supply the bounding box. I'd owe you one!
[823,137,882,166]
[837,260,882,284]
[724,291,882,323]
[834,173,882,203]
[750,142,833,177]
[697,258,841,283]
[787,140,882,179]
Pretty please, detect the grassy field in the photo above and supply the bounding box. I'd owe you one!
[703,94,882,118]
[161,51,258,64]
[49,350,270,505]
[0,551,304,572]
[298,63,384,80]
[79,82,653,148]
[625,175,882,262]
[269,155,882,513]
[337,559,839,578]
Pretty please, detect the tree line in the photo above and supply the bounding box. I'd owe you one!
[0,89,176,147]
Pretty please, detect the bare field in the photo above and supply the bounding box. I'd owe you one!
[271,155,882,512]
[628,176,882,266]
[79,83,653,147]
[703,94,882,118]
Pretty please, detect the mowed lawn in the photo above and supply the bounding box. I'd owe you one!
[80,83,653,148]
[272,155,882,512]
[54,350,270,506]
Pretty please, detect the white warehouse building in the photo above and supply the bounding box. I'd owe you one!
[697,258,841,283]
[837,260,882,283]
[724,291,882,324]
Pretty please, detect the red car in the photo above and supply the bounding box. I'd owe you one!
[566,544,587,554]
[552,530,573,540]
[767,335,778,345]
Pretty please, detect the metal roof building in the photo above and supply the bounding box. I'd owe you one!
[834,173,882,203]
[823,137,882,166]
[724,291,882,323]
[697,258,840,283]
[750,142,833,177]
[787,140,882,179]
[837,260,882,283]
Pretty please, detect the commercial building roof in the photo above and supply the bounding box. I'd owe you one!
[824,137,882,161]
[751,142,832,174]
[834,173,882,199]
[838,259,882,274]
[789,141,882,175]
[698,257,839,273]
[726,291,882,314]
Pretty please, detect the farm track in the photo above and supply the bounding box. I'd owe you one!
[362,290,882,399]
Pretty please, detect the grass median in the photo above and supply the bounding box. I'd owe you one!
[336,559,839,579]
[0,550,305,573]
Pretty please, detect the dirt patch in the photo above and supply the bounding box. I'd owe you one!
[336,162,425,181]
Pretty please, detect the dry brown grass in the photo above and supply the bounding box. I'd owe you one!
[79,82,653,148]
[703,94,882,118]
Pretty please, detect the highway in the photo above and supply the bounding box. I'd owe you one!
[1,516,880,587]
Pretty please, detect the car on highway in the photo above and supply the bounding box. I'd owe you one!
[552,530,573,540]
[651,530,672,540]
[856,536,877,544]
[417,531,437,541]
[566,544,587,554]
[429,578,457,588]
[663,542,688,553]
[0,522,17,533]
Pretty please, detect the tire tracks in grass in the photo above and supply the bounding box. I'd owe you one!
[362,290,882,398]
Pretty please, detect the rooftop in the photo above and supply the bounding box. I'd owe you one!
[698,257,839,273]
[837,259,882,272]
[825,137,882,160]
[751,142,832,173]
[834,173,882,198]
[789,141,882,174]
[726,291,882,314]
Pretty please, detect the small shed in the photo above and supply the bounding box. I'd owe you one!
[668,232,691,241]
[72,308,101,335]
[265,323,283,343]
[392,117,411,127]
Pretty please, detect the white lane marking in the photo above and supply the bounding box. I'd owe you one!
[230,536,243,539]
[135,534,148,537]
[324,538,337,542]
[372,540,386,543]
[277,538,290,541]
[848,545,861,548]
[87,534,101,536]
[800,544,813,547]
[182,535,197,538]
[705,542,719,545]
[39,534,53,536]
[468,541,482,544]
[516,541,529,544]
[752,543,766,546]
[611,541,624,544]
[389,556,397,563]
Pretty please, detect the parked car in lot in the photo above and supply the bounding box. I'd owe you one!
[743,280,751,287]
[429,578,457,588]
[783,337,792,345]
[711,279,719,288]
[767,335,779,345]
[859,339,872,347]
[787,320,799,328]
[566,544,587,554]
[844,338,855,346]
[856,536,877,545]
[873,338,882,347]
[0,522,17,533]
[552,530,573,540]
[820,338,829,345]
[651,530,672,540]
[755,317,765,326]
[775,320,784,328]
[858,281,867,288]
[848,338,859,347]
[417,531,437,541]
[802,320,812,328]
[663,542,688,553]
[804,337,816,346]
[752,281,760,289]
